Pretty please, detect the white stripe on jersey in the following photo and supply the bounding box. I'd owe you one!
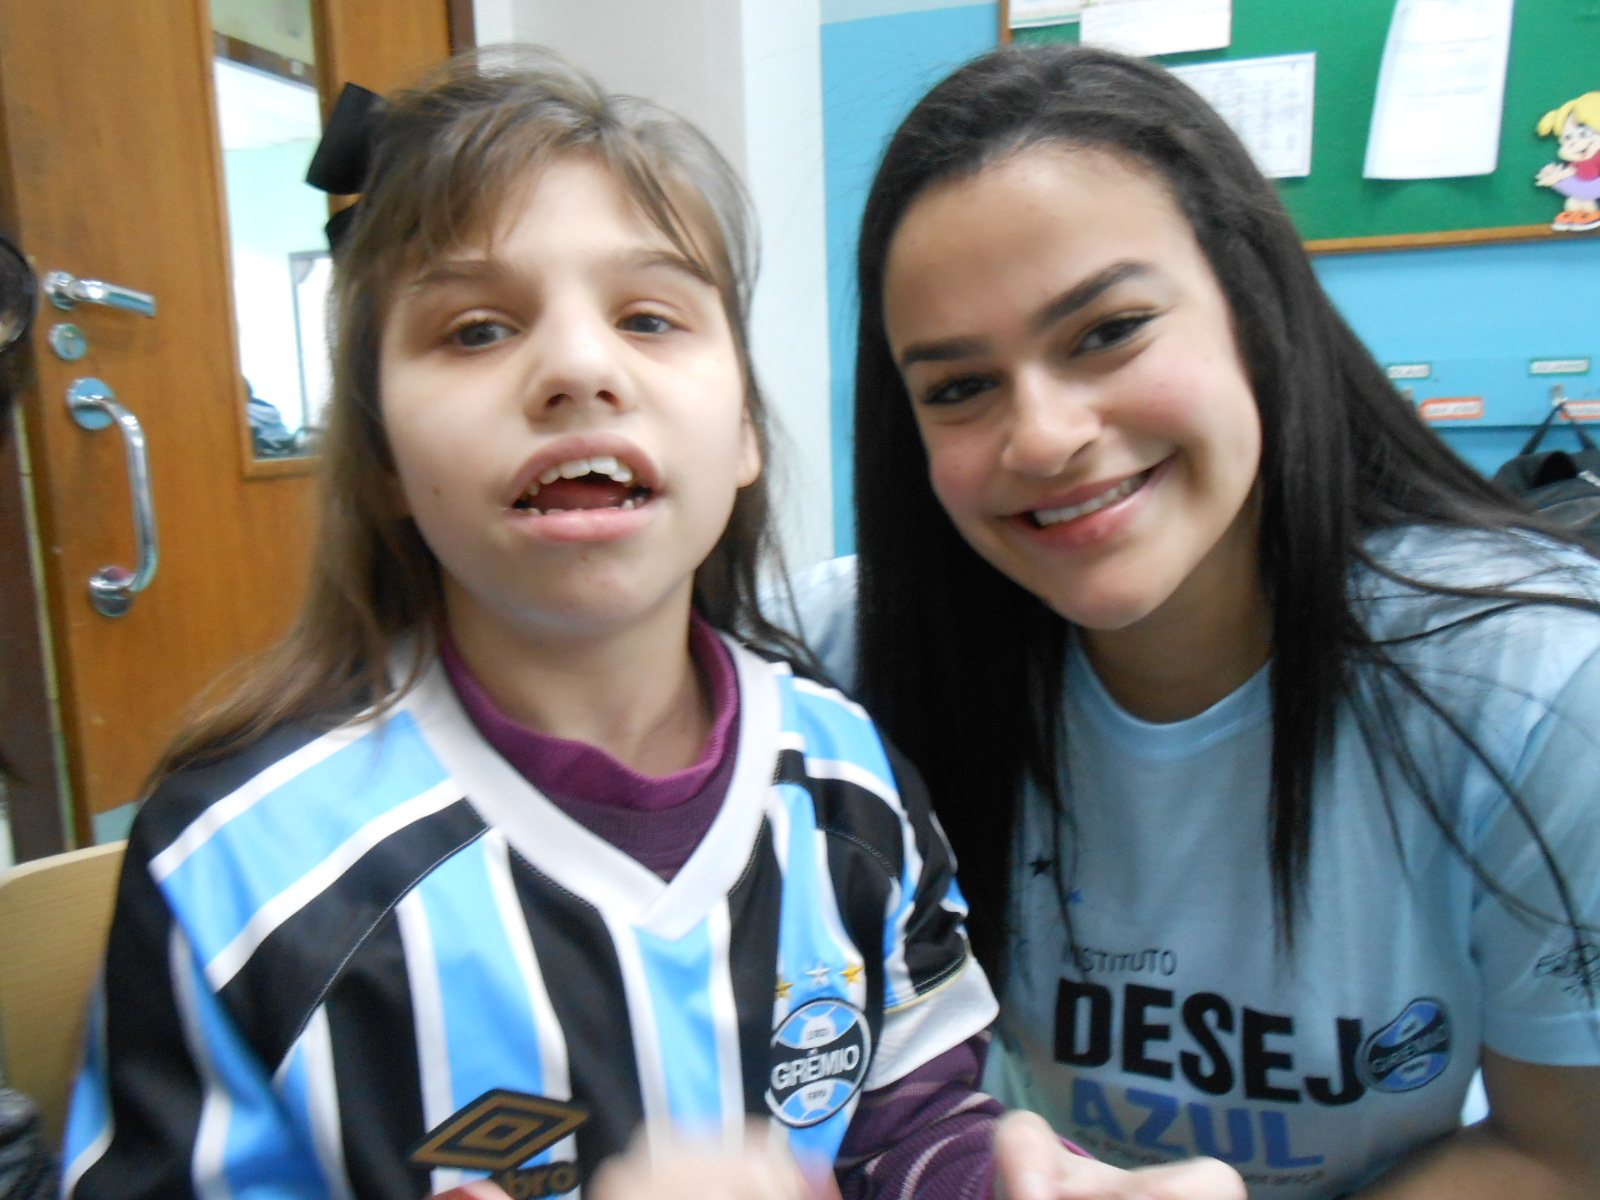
[705,903,744,1149]
[293,1007,355,1200]
[204,779,462,990]
[150,722,373,883]
[802,757,898,809]
[396,891,464,1196]
[806,822,870,1013]
[883,807,926,1012]
[62,1124,111,1199]
[782,751,925,1010]
[409,644,784,941]
[483,832,579,1166]
[864,957,997,1090]
[605,916,673,1151]
[171,927,235,1200]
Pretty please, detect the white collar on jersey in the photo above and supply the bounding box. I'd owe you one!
[396,635,783,939]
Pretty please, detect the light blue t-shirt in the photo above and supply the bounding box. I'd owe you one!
[787,526,1600,1200]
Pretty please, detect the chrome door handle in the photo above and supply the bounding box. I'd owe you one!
[65,378,159,617]
[44,270,157,318]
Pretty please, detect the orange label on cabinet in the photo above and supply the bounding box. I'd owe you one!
[1419,397,1484,421]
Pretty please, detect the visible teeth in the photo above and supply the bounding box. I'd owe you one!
[533,456,639,490]
[511,492,649,516]
[1033,473,1146,527]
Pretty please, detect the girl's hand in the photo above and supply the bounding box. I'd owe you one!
[995,1111,1245,1200]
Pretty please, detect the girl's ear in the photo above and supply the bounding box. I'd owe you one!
[737,412,762,488]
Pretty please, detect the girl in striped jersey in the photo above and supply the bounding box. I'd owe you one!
[63,47,1241,1200]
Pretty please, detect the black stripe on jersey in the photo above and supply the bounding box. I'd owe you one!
[75,842,204,1200]
[510,860,642,1180]
[324,910,432,1200]
[775,749,897,1043]
[726,819,784,1115]
[880,742,971,997]
[219,798,488,1069]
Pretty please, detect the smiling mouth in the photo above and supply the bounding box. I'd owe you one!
[511,455,653,515]
[1027,468,1154,528]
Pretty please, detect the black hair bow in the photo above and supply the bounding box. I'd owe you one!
[305,83,386,250]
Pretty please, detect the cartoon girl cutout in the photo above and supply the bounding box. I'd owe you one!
[1536,91,1600,232]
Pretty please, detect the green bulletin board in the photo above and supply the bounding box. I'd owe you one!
[1002,0,1600,251]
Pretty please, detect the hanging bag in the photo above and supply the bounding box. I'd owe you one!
[1491,404,1600,542]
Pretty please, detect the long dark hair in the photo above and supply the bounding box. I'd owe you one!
[159,47,806,778]
[853,44,1598,981]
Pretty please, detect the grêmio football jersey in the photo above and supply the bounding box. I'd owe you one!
[65,641,997,1200]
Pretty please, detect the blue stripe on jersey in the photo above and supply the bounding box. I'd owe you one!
[411,839,550,1129]
[772,780,858,1168]
[161,714,449,970]
[782,680,894,787]
[635,921,723,1131]
[177,934,324,1195]
[62,992,110,1180]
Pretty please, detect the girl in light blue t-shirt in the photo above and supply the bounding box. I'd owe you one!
[806,41,1600,1200]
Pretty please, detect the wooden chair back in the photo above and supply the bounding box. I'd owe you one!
[0,842,125,1147]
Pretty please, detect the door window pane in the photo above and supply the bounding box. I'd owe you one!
[212,0,331,460]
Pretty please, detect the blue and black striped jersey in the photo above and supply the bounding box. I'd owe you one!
[65,640,996,1200]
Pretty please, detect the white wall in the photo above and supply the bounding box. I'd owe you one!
[472,0,835,571]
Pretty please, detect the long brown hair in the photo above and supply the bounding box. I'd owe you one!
[159,46,801,779]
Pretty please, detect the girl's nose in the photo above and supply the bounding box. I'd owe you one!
[999,372,1099,477]
[524,306,630,415]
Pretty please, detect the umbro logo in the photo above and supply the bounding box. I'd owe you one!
[412,1089,588,1198]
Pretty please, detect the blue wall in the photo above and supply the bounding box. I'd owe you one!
[821,3,1600,553]
[1313,239,1600,477]
[823,2,998,553]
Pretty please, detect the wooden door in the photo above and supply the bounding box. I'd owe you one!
[0,0,456,854]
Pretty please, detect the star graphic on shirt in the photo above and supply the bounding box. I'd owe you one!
[839,964,865,985]
[775,977,793,1001]
[1068,888,1084,905]
[1029,856,1055,877]
[806,963,834,989]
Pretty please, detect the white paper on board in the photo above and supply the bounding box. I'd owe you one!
[1172,52,1316,178]
[1009,0,1086,27]
[1363,0,1514,179]
[1078,0,1231,58]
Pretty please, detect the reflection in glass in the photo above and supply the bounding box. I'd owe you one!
[212,0,331,459]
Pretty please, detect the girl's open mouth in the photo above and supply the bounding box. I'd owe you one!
[510,455,653,516]
[1027,466,1156,528]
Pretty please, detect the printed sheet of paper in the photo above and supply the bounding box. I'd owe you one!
[1008,0,1085,27]
[1079,0,1231,59]
[1172,53,1316,178]
[1363,0,1514,179]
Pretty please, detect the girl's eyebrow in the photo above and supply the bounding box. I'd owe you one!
[404,258,506,294]
[616,247,717,288]
[895,260,1152,370]
[400,248,716,300]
